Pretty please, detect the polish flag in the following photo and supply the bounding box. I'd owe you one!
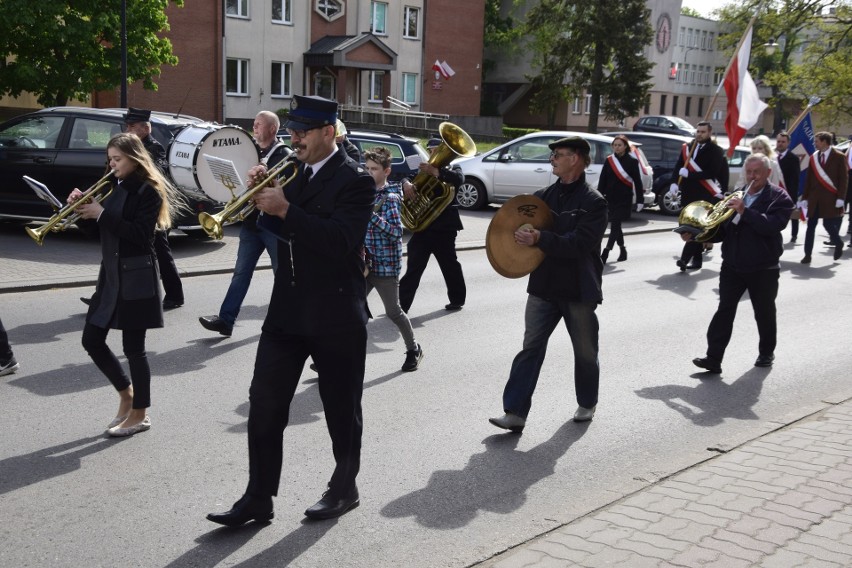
[432,60,455,80]
[722,25,768,157]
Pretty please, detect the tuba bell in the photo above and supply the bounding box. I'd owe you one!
[676,189,745,242]
[400,122,476,232]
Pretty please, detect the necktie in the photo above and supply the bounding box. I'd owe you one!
[304,166,313,180]
[821,153,826,166]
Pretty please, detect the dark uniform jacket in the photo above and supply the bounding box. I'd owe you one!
[529,175,608,304]
[673,140,730,205]
[711,183,793,272]
[598,152,643,221]
[142,135,168,173]
[85,172,163,330]
[777,150,801,201]
[265,149,376,336]
[422,165,464,232]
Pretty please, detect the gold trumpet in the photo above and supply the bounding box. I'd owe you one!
[198,157,299,239]
[26,171,115,246]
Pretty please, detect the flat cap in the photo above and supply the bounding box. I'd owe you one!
[548,136,591,154]
[123,107,152,123]
[285,95,338,131]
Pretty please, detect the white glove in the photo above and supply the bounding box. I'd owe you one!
[836,199,845,208]
[668,183,679,197]
[797,198,804,209]
[714,193,724,200]
[636,203,644,212]
[679,167,690,178]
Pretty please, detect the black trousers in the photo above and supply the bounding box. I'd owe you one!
[81,323,150,408]
[706,266,779,362]
[0,317,13,361]
[605,220,624,249]
[154,230,183,303]
[680,240,704,267]
[399,229,466,312]
[246,326,367,498]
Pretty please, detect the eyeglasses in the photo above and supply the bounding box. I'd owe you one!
[286,127,318,139]
[550,150,575,159]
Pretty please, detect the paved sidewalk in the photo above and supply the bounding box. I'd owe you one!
[475,397,852,568]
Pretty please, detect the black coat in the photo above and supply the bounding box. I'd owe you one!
[778,150,800,201]
[86,172,163,330]
[423,165,464,232]
[598,153,643,221]
[265,149,376,336]
[673,141,729,206]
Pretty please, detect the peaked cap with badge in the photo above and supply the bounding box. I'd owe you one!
[285,95,338,131]
[123,107,152,123]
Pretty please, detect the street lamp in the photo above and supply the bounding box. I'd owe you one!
[763,38,779,56]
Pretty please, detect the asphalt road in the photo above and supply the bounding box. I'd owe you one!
[1,226,850,568]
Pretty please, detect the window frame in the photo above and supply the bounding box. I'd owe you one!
[316,0,344,22]
[226,0,249,18]
[270,61,292,98]
[226,58,250,96]
[369,71,384,103]
[401,73,417,104]
[272,0,292,24]
[403,6,420,39]
[371,1,388,35]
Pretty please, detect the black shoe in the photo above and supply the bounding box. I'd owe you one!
[0,356,20,377]
[754,354,775,367]
[616,247,627,262]
[304,486,360,520]
[445,303,463,311]
[401,344,423,372]
[824,240,834,246]
[801,255,811,264]
[676,259,687,272]
[692,357,722,374]
[790,236,797,243]
[80,297,92,306]
[684,263,702,270]
[163,299,183,310]
[199,315,233,337]
[207,494,273,527]
[600,248,610,263]
[834,242,844,260]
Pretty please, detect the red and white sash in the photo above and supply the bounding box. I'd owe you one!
[810,151,838,194]
[681,143,722,197]
[606,154,634,190]
[629,146,653,177]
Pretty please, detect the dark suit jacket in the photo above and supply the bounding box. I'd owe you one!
[777,150,800,201]
[265,149,376,336]
[803,148,848,218]
[673,141,729,205]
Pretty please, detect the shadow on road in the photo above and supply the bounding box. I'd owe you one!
[634,367,770,427]
[381,421,590,529]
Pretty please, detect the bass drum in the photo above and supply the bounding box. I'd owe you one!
[168,123,260,203]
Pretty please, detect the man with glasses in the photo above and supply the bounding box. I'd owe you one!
[489,137,608,433]
[199,111,290,337]
[207,95,375,526]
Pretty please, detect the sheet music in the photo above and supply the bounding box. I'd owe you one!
[23,175,63,210]
[405,154,425,170]
[202,154,247,200]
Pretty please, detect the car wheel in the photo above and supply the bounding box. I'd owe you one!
[456,178,487,210]
[658,189,682,216]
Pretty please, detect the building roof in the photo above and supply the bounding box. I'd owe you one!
[304,33,397,70]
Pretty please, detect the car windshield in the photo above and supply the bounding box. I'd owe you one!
[669,117,694,129]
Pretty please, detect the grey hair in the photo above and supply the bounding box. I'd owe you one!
[744,152,771,171]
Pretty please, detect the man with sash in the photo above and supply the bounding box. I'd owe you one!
[800,131,848,263]
[667,121,729,271]
[775,132,801,243]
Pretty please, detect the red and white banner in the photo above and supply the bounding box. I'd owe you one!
[432,60,455,80]
[722,24,768,156]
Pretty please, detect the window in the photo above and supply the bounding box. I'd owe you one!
[369,71,384,102]
[70,118,115,149]
[572,97,581,114]
[672,96,678,116]
[698,98,704,117]
[712,109,723,121]
[403,6,420,39]
[272,0,292,23]
[371,2,387,34]
[685,97,692,116]
[678,27,684,46]
[316,0,344,21]
[401,73,417,104]
[709,32,715,51]
[226,58,249,95]
[584,94,592,114]
[271,62,292,97]
[713,67,723,85]
[659,94,667,114]
[226,0,248,18]
[0,116,64,149]
[314,73,335,99]
[687,29,693,48]
[701,31,708,49]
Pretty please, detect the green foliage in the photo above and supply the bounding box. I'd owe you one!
[522,0,655,132]
[681,7,703,18]
[503,126,539,139]
[0,0,183,107]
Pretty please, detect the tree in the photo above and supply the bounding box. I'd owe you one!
[523,0,654,132]
[481,0,524,116]
[0,0,183,107]
[681,7,703,18]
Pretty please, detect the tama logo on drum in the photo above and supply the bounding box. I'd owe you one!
[212,138,243,147]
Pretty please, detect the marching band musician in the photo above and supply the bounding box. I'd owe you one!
[70,133,183,437]
[667,121,729,271]
[599,134,643,263]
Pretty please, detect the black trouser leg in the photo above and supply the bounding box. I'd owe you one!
[681,240,703,267]
[432,231,466,306]
[122,329,150,409]
[706,265,748,361]
[747,269,779,357]
[398,233,432,313]
[0,317,12,361]
[82,323,132,392]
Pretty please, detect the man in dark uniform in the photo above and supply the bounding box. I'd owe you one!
[489,137,608,432]
[123,107,184,310]
[207,95,375,526]
[775,131,801,242]
[398,137,466,312]
[667,121,729,271]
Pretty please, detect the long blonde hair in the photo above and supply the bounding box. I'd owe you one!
[750,135,775,159]
[107,133,184,229]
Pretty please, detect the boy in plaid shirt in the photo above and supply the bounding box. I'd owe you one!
[363,147,423,371]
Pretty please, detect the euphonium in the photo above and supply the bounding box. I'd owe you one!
[198,156,299,240]
[401,122,476,232]
[26,171,115,246]
[677,188,746,242]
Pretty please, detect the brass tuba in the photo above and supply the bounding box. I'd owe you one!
[677,189,745,242]
[400,122,476,232]
[26,171,115,246]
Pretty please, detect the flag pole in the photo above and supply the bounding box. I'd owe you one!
[785,96,821,132]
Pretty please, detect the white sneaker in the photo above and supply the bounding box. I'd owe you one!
[0,356,19,377]
[489,413,526,432]
[573,405,596,422]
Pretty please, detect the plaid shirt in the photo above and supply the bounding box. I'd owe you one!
[364,181,403,277]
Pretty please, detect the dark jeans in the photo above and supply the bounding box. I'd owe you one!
[246,326,367,498]
[680,240,704,267]
[399,229,465,312]
[605,220,624,250]
[0,317,13,361]
[803,205,843,255]
[706,266,779,362]
[82,323,150,409]
[502,295,600,418]
[154,230,183,303]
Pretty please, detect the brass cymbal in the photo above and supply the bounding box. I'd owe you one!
[486,194,553,278]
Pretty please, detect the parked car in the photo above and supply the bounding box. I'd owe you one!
[451,131,655,210]
[0,106,235,231]
[277,128,429,182]
[633,115,697,137]
[609,131,749,215]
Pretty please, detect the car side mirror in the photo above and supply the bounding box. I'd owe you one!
[498,152,513,162]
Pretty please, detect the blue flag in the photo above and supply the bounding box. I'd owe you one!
[788,111,816,196]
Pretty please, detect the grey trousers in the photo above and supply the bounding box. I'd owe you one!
[366,273,417,352]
